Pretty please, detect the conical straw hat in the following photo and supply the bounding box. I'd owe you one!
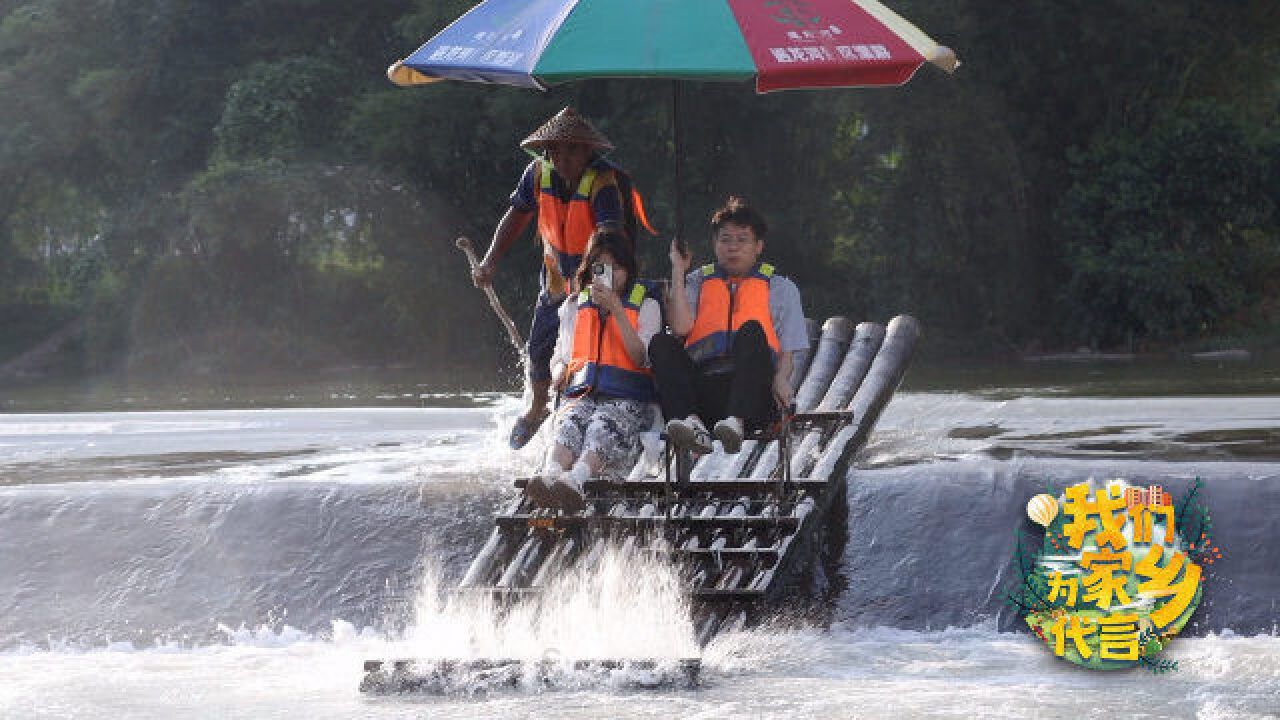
[520,107,614,152]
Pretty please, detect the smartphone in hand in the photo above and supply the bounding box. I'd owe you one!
[592,261,613,289]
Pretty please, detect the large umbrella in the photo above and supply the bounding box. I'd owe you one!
[388,0,957,92]
[387,0,957,234]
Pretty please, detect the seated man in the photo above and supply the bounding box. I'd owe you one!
[649,196,808,454]
[528,227,661,512]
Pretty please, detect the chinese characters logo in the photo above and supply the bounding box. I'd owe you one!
[766,0,822,29]
[1007,478,1220,672]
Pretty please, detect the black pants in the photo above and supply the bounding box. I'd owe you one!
[648,320,777,430]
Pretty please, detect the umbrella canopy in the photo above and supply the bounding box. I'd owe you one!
[388,0,957,93]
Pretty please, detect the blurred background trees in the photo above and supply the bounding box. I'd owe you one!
[1,0,1277,381]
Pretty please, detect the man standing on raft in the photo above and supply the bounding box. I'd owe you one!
[471,107,654,449]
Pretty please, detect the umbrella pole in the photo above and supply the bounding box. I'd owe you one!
[672,79,686,253]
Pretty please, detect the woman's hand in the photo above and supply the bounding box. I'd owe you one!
[591,280,623,315]
[551,364,569,392]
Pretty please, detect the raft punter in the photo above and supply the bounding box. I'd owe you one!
[527,227,660,512]
[650,197,808,454]
[471,107,653,449]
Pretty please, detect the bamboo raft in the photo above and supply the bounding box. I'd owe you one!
[362,314,919,693]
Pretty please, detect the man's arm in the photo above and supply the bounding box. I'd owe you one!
[770,276,807,410]
[473,206,533,287]
[666,239,695,336]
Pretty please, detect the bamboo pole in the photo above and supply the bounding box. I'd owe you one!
[455,236,524,353]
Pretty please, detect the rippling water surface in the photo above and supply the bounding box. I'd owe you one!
[1,387,1277,718]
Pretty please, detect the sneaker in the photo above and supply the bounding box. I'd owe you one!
[568,461,592,486]
[666,417,713,454]
[713,416,745,454]
[550,466,587,515]
[525,473,555,509]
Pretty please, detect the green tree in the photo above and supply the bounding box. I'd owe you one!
[1060,102,1279,345]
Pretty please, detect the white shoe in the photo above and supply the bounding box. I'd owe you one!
[551,466,587,514]
[713,416,745,454]
[666,417,712,454]
[569,461,592,485]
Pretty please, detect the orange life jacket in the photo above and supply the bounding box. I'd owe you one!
[685,262,781,367]
[535,160,656,296]
[565,283,655,401]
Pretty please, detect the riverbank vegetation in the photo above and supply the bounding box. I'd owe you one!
[2,0,1277,383]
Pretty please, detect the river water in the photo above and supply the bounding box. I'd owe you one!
[1,380,1278,718]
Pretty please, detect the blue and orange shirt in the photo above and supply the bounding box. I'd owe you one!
[511,156,653,295]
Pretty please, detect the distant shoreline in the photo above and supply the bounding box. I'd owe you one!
[1023,347,1254,363]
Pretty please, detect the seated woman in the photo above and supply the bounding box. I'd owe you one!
[649,196,809,454]
[527,226,662,512]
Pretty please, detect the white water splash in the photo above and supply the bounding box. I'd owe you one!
[405,543,699,663]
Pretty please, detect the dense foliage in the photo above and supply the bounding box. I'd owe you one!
[1,0,1277,381]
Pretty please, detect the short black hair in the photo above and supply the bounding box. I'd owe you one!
[710,196,767,239]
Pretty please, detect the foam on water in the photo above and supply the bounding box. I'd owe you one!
[402,544,699,663]
[2,619,1276,719]
[2,396,1278,717]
